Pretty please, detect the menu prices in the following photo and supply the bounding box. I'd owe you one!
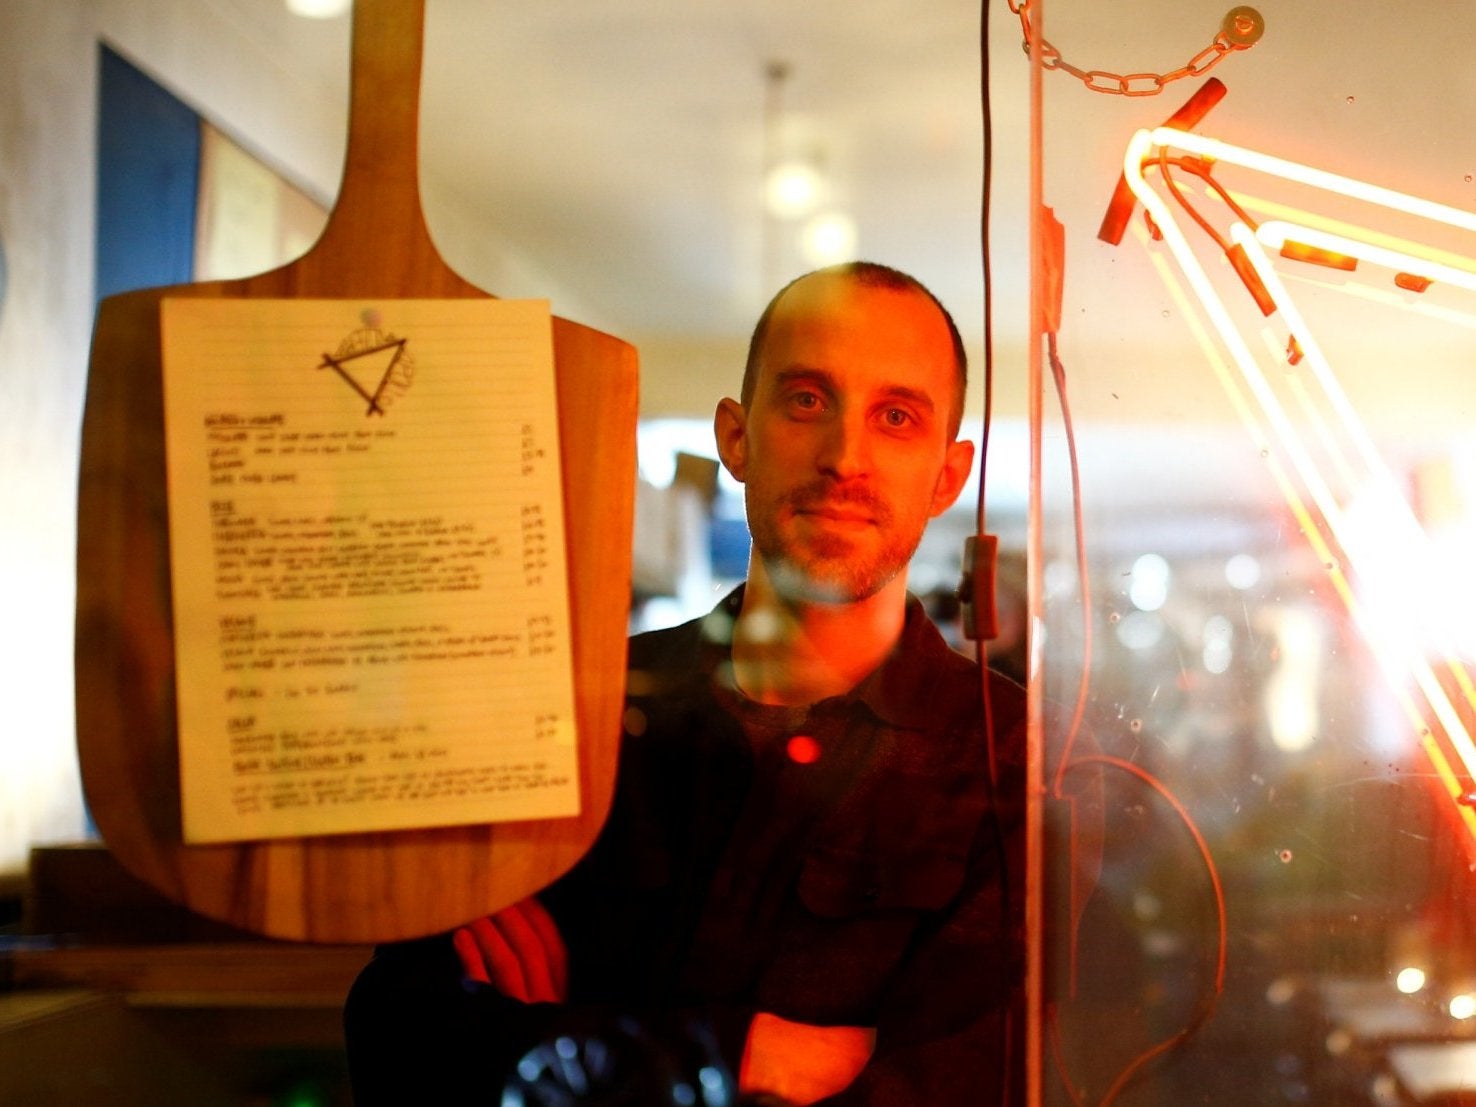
[161,298,579,843]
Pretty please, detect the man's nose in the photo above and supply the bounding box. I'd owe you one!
[815,413,870,477]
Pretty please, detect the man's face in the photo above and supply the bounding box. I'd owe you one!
[715,271,973,605]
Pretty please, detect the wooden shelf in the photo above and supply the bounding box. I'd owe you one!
[3,942,370,1008]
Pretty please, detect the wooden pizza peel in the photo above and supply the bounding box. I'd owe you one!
[75,0,637,943]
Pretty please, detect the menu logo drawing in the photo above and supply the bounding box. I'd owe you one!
[318,309,416,416]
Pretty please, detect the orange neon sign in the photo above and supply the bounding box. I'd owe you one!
[1114,118,1476,849]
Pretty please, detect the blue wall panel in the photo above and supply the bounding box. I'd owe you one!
[95,45,200,303]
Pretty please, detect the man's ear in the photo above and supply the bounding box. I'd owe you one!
[928,438,975,518]
[714,397,748,483]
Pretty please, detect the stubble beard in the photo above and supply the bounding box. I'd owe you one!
[747,479,922,605]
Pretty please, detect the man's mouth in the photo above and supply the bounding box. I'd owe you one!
[800,505,874,525]
[787,484,888,528]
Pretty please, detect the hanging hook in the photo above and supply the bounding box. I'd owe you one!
[1221,6,1266,48]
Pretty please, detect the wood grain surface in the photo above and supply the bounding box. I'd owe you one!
[75,0,637,942]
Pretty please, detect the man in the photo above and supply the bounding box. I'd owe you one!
[344,262,1025,1105]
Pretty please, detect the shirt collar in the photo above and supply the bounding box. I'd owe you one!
[702,585,967,730]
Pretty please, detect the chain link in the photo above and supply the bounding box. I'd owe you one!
[1006,2,1263,96]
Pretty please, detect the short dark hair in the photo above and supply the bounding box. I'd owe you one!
[740,261,969,434]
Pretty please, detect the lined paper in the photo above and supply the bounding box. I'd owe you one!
[161,298,578,843]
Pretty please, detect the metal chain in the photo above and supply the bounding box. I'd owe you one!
[1006,3,1264,96]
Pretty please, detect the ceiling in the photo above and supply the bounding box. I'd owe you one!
[201,0,1476,523]
[241,0,1475,342]
[415,0,1007,339]
[222,0,1013,340]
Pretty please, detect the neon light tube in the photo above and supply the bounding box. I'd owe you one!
[1230,223,1395,478]
[1150,127,1476,234]
[1124,129,1476,823]
[1231,223,1476,768]
[1257,220,1476,292]
[1123,131,1350,566]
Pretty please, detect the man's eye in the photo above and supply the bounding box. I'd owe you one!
[882,408,913,427]
[790,392,823,411]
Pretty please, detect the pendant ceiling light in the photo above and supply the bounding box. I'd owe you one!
[285,0,351,19]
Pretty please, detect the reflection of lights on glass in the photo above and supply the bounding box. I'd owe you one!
[698,1067,727,1094]
[1123,123,1476,844]
[622,705,648,736]
[765,162,822,218]
[1396,966,1428,994]
[1203,614,1234,674]
[1128,553,1170,611]
[1044,559,1078,597]
[1371,1074,1402,1107]
[1116,610,1165,651]
[1340,478,1476,663]
[1225,553,1262,590]
[1449,992,1476,1020]
[1265,977,1297,1006]
[1265,608,1322,752]
[1325,1027,1353,1056]
[786,734,822,764]
[801,211,858,266]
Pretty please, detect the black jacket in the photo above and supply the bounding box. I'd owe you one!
[345,590,1026,1105]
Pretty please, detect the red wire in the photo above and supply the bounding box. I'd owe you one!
[1044,333,1229,1106]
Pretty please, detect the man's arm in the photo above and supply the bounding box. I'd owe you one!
[735,803,1019,1107]
[740,1013,876,1104]
[821,813,1020,1106]
[811,698,1026,1107]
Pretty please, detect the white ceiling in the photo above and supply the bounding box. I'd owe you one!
[418,0,1005,340]
[226,0,1476,364]
[202,0,1476,523]
[405,0,1473,344]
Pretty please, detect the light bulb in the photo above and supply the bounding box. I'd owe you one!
[286,0,351,19]
[800,211,857,266]
[765,162,822,219]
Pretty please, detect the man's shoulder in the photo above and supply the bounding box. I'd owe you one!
[926,653,1027,742]
[984,666,1027,730]
[628,590,740,674]
[888,599,1027,732]
[628,613,716,672]
[624,603,735,709]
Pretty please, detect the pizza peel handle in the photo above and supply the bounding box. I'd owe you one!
[75,0,636,942]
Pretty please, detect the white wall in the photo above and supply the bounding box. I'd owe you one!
[2,0,111,876]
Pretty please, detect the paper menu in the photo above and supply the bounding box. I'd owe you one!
[160,298,579,843]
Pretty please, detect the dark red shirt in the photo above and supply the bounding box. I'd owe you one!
[345,589,1026,1105]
